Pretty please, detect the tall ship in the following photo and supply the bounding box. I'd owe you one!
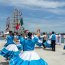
[6,9,24,34]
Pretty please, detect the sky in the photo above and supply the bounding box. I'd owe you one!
[0,0,65,33]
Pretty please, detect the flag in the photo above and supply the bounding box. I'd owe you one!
[15,23,20,30]
[20,18,23,26]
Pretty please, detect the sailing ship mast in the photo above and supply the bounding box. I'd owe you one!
[6,9,24,33]
[13,9,22,32]
[6,17,10,32]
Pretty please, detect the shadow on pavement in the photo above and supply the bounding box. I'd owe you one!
[35,47,42,49]
[62,53,65,55]
[43,48,52,51]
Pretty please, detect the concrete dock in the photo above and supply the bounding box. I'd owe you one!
[0,40,65,65]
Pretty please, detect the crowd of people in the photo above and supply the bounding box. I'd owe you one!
[0,30,65,65]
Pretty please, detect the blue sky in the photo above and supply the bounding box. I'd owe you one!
[0,0,65,33]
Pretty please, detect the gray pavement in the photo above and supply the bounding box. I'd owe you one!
[0,40,65,65]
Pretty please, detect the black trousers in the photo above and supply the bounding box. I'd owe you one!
[42,40,46,48]
[51,40,56,51]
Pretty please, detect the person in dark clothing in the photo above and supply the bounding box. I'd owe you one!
[50,31,56,51]
[42,32,47,48]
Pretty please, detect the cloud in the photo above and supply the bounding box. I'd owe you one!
[0,0,65,15]
[43,0,65,2]
[0,0,11,5]
[0,0,65,8]
[0,0,65,32]
[23,17,65,32]
[45,8,65,15]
